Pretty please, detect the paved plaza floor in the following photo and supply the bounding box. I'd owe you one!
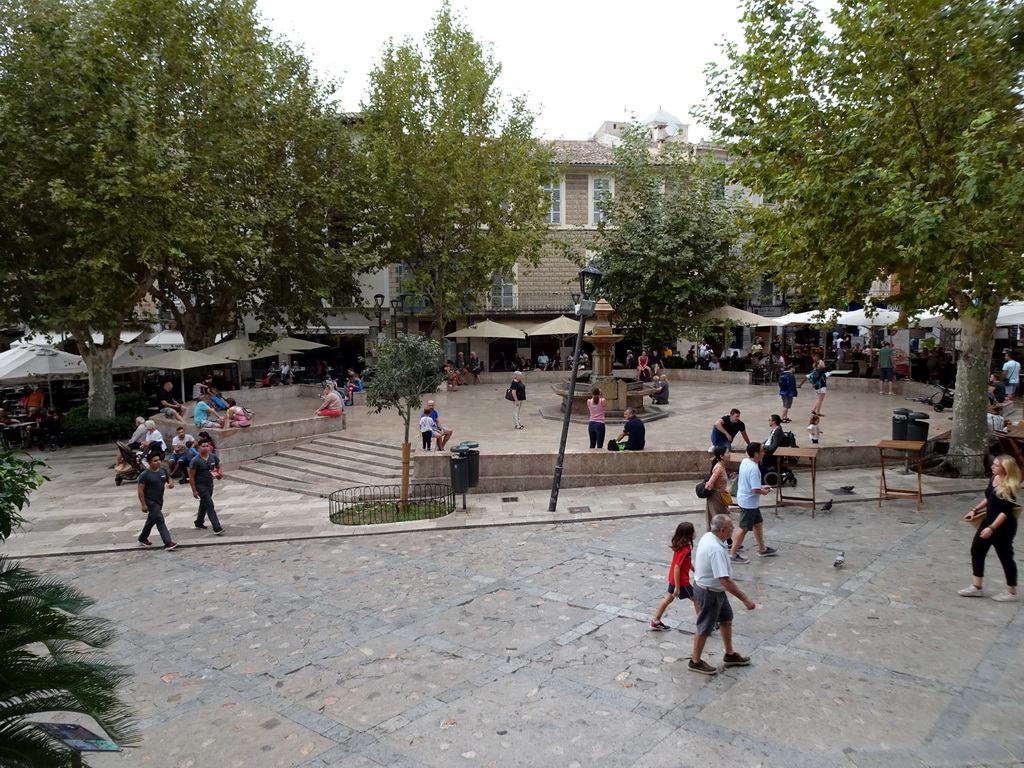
[8,460,1024,766]
[7,379,1023,767]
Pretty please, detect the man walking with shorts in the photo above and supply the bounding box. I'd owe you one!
[730,442,778,563]
[878,341,895,395]
[1002,352,1021,403]
[690,513,756,675]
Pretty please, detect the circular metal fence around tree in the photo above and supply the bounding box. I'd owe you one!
[328,483,455,526]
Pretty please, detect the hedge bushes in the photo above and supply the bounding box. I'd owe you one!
[63,391,149,445]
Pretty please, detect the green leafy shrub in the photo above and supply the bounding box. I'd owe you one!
[63,406,135,446]
[114,391,147,416]
[61,391,147,445]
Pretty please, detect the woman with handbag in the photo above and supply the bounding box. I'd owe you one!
[705,445,733,532]
[961,455,1019,601]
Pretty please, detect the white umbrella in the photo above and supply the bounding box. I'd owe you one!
[445,319,527,340]
[835,308,902,327]
[0,345,88,383]
[144,349,235,401]
[775,310,830,325]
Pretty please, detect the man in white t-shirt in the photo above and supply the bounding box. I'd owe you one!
[1002,352,1021,402]
[729,442,778,563]
[689,513,756,676]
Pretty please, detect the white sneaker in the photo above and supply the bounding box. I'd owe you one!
[957,586,985,597]
[992,591,1019,602]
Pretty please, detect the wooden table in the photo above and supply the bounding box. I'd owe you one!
[877,439,926,509]
[773,446,819,515]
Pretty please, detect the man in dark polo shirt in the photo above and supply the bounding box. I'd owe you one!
[137,453,178,550]
[615,407,646,450]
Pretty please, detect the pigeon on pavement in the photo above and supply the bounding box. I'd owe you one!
[840,485,854,492]
[833,552,845,568]
[820,499,834,514]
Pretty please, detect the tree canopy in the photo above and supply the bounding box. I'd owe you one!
[595,125,746,345]
[0,0,368,415]
[360,1,554,334]
[702,0,1024,467]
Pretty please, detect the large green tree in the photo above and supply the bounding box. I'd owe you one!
[0,0,368,417]
[360,2,553,334]
[703,0,1024,471]
[595,125,747,345]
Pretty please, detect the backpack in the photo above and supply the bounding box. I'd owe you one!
[809,368,827,389]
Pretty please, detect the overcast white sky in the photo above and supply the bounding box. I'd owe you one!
[255,0,749,142]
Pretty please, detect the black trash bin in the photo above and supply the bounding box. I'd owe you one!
[464,441,480,488]
[892,408,911,441]
[907,412,930,443]
[449,451,470,494]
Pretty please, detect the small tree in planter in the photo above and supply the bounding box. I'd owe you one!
[364,333,445,503]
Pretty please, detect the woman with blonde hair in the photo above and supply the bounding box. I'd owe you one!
[961,455,1020,601]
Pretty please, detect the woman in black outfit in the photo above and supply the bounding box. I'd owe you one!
[960,455,1019,601]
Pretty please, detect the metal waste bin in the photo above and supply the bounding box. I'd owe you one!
[907,412,930,443]
[449,451,470,494]
[464,442,480,488]
[892,408,911,441]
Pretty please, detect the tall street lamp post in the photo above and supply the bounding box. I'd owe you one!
[373,293,385,339]
[389,298,400,340]
[548,260,603,512]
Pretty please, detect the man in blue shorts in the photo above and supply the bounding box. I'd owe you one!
[689,513,756,675]
[729,442,778,563]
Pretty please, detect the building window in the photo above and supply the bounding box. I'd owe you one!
[490,270,516,310]
[543,181,560,225]
[593,177,612,224]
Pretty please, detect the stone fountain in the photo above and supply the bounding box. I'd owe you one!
[550,298,662,419]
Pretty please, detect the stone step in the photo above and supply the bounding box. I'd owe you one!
[291,443,404,470]
[256,453,402,481]
[228,467,331,498]
[310,434,405,456]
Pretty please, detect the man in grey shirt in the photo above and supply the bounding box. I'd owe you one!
[690,513,756,675]
[137,454,178,550]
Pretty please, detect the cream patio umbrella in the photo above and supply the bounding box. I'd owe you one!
[144,349,236,401]
[199,338,309,361]
[695,306,785,327]
[523,316,581,366]
[444,319,527,339]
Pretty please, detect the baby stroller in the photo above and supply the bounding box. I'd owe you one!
[113,441,144,486]
[762,431,799,487]
[905,382,955,412]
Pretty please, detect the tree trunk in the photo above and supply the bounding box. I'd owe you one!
[947,303,999,476]
[81,344,118,419]
[399,405,412,508]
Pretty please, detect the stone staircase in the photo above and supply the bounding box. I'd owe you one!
[230,434,408,497]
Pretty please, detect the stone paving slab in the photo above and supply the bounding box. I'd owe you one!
[21,491,1024,768]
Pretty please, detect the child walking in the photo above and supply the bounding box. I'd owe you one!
[650,522,698,630]
[807,412,822,444]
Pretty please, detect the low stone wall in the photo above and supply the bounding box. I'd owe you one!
[151,384,341,467]
[215,384,322,404]
[413,444,882,495]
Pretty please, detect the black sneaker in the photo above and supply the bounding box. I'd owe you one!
[194,523,208,530]
[758,547,778,557]
[649,621,670,631]
[723,652,751,667]
[213,528,225,535]
[138,538,152,547]
[688,659,718,676]
[164,542,179,551]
